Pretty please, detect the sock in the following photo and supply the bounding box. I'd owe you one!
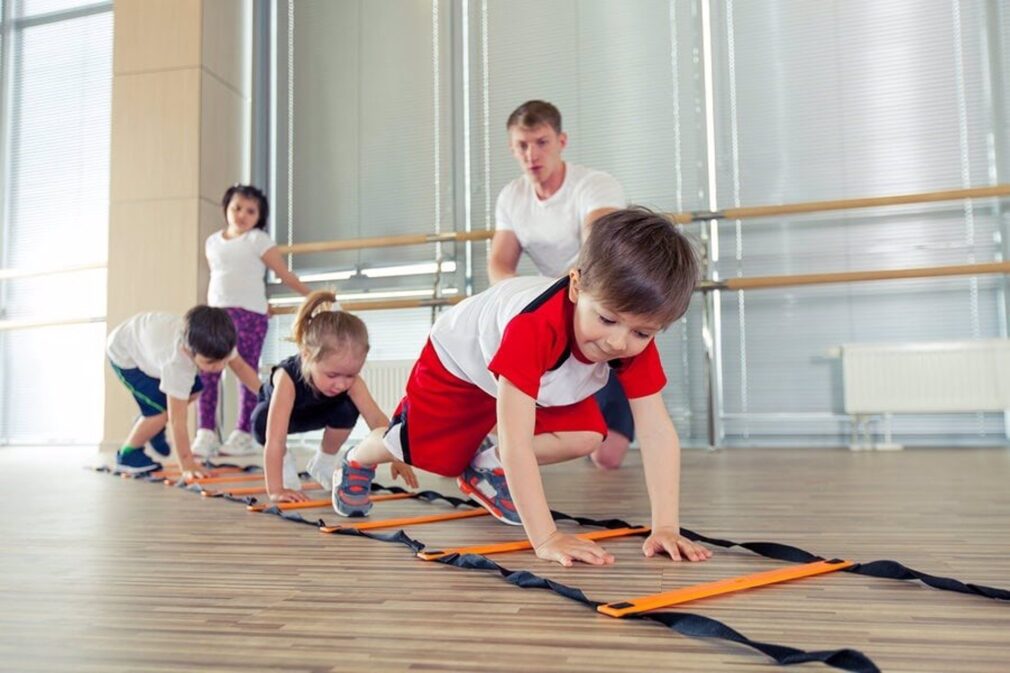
[471,443,502,470]
[119,444,142,454]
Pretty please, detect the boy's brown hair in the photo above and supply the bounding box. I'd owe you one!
[577,207,698,327]
[183,305,236,361]
[506,100,562,134]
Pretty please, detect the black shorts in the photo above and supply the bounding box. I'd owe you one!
[594,373,634,441]
[251,392,360,445]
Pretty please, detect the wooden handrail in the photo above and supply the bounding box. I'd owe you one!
[672,184,1010,224]
[0,315,105,332]
[269,185,1010,257]
[267,262,1010,312]
[269,295,464,315]
[277,230,493,255]
[704,261,1010,292]
[0,261,106,281]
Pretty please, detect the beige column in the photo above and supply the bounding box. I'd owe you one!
[103,0,252,451]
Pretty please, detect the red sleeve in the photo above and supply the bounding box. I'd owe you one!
[487,312,566,399]
[615,340,667,398]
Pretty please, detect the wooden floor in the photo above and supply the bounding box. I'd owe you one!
[1,445,1008,673]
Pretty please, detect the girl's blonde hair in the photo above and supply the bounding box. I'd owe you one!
[291,290,369,388]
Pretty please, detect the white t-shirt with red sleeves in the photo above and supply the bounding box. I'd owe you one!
[205,228,276,314]
[429,276,666,408]
[494,163,625,278]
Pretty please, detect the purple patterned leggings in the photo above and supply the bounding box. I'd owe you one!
[198,307,269,433]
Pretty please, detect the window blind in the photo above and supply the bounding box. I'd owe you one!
[0,4,112,443]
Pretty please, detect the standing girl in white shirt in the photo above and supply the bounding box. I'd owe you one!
[194,184,312,457]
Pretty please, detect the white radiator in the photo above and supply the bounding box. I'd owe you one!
[359,359,415,416]
[842,340,1010,414]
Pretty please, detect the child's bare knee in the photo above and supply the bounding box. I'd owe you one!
[571,432,602,457]
[591,433,630,469]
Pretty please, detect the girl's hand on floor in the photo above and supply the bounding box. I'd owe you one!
[269,488,310,503]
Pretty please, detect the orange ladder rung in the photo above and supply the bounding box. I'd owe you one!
[597,558,855,617]
[181,473,265,486]
[247,491,418,512]
[146,465,246,480]
[201,482,322,497]
[321,508,490,533]
[417,526,651,561]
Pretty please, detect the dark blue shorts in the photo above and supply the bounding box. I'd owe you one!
[594,373,634,441]
[251,393,360,445]
[109,360,204,416]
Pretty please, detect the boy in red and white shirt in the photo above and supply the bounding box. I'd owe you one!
[334,208,711,567]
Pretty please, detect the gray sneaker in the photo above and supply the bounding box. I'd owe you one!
[332,453,375,517]
[457,464,521,526]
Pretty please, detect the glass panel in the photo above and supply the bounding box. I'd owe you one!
[1,322,106,443]
[17,0,100,18]
[0,9,112,443]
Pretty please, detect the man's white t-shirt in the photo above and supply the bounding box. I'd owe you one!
[205,228,276,314]
[107,312,234,400]
[494,163,625,278]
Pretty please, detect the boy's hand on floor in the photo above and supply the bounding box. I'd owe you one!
[643,527,712,562]
[535,531,616,567]
[390,460,419,489]
[181,462,209,481]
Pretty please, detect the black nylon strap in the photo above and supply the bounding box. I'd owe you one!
[97,469,1010,670]
[328,526,881,673]
[847,559,1010,601]
[255,486,479,525]
[102,467,1010,605]
[676,527,1010,603]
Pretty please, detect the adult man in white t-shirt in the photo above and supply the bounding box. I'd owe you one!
[488,100,631,469]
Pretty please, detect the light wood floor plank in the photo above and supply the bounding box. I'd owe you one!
[0,446,1008,672]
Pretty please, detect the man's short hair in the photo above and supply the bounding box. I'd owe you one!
[183,306,236,361]
[506,100,562,134]
[577,207,699,327]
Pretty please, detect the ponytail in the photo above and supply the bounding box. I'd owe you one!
[291,290,369,388]
[291,290,339,346]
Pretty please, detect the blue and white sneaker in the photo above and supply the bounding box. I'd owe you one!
[457,464,522,526]
[332,453,376,517]
[116,448,162,475]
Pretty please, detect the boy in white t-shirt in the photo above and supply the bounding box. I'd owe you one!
[107,306,261,477]
[334,208,712,568]
[488,99,633,471]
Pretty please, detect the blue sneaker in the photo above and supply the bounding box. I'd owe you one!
[147,428,171,457]
[116,448,162,475]
[332,454,375,517]
[457,464,522,526]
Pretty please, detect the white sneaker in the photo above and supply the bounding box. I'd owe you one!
[191,429,221,459]
[305,450,338,491]
[282,451,301,490]
[220,429,260,457]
